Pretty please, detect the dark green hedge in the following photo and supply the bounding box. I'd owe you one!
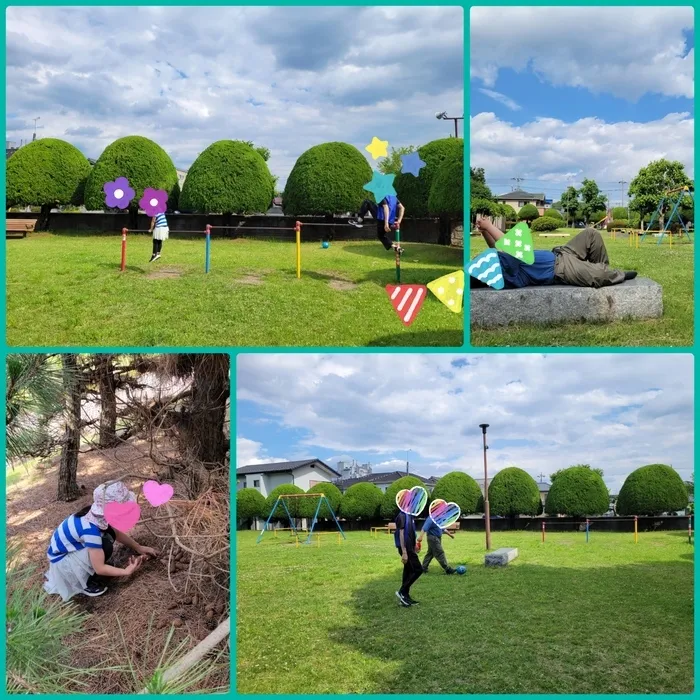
[429,471,481,515]
[299,482,343,519]
[488,467,541,517]
[542,208,563,220]
[617,464,689,516]
[282,142,372,216]
[428,148,464,218]
[265,484,305,518]
[340,482,384,520]
[6,138,91,208]
[380,476,427,520]
[395,138,463,216]
[84,135,179,211]
[517,204,540,222]
[237,487,266,522]
[545,466,609,517]
[180,140,273,214]
[531,216,560,232]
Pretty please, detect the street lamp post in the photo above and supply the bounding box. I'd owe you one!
[435,111,464,138]
[479,423,491,550]
[32,116,41,142]
[406,449,411,476]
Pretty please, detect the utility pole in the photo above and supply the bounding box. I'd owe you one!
[479,424,491,551]
[619,180,628,219]
[33,116,41,142]
[538,472,546,482]
[406,449,411,476]
[511,176,524,189]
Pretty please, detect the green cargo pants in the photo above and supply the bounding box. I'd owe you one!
[422,534,452,572]
[553,228,625,288]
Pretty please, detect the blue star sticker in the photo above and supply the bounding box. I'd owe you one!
[363,170,396,202]
[400,152,426,177]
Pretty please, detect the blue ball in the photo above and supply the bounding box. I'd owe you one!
[456,565,467,575]
[321,241,330,249]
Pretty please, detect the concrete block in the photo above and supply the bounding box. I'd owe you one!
[471,277,662,328]
[484,547,519,567]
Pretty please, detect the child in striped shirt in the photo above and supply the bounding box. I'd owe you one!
[44,481,158,601]
[149,211,169,262]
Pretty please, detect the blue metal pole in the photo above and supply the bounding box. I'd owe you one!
[325,496,346,539]
[257,497,279,544]
[306,497,324,545]
[281,498,297,535]
[586,519,590,543]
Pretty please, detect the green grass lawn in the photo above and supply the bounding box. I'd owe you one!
[470,229,693,347]
[6,233,464,347]
[236,530,693,694]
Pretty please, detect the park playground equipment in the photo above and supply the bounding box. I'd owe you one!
[119,220,405,280]
[257,493,346,546]
[639,187,694,245]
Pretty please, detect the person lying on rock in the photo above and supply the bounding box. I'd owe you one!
[472,215,637,289]
[44,481,158,601]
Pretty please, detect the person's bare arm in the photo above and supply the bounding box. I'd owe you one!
[88,548,144,577]
[396,202,405,226]
[399,528,408,562]
[475,215,505,248]
[114,528,158,557]
[149,216,155,233]
[383,204,391,232]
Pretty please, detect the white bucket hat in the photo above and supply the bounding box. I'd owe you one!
[84,481,137,530]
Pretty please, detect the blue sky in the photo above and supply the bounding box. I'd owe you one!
[237,354,694,495]
[470,6,694,203]
[5,6,463,186]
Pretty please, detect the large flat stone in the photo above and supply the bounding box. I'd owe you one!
[471,277,662,328]
[485,547,519,567]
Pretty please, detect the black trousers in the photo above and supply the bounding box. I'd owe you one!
[398,547,423,596]
[358,199,394,250]
[151,238,164,255]
[87,530,115,586]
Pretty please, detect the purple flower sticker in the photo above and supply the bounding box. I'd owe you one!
[104,177,135,210]
[139,188,168,216]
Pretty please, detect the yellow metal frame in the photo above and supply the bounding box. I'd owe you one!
[296,531,343,547]
[370,526,392,537]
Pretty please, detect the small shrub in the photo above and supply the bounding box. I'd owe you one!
[299,482,343,519]
[264,484,305,518]
[236,488,266,523]
[488,467,541,517]
[429,471,481,515]
[542,208,563,220]
[517,203,539,222]
[608,219,629,230]
[471,198,499,218]
[380,476,427,520]
[545,466,609,517]
[531,216,560,232]
[340,482,384,520]
[617,464,689,516]
[612,207,629,219]
[428,148,463,219]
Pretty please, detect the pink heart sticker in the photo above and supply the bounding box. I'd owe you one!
[104,501,141,532]
[396,486,428,516]
[429,499,461,529]
[143,480,174,507]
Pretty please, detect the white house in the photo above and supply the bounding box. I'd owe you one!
[237,459,340,497]
[334,471,438,494]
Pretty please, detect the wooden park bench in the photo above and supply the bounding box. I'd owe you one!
[7,218,37,239]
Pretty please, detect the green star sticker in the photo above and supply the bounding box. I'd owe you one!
[495,221,535,264]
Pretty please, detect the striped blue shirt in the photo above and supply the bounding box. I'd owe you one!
[154,213,168,228]
[47,515,103,563]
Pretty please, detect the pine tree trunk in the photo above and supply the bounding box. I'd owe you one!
[57,354,81,502]
[98,354,118,447]
[36,203,52,231]
[189,355,230,466]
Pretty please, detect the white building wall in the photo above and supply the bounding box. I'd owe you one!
[292,464,334,491]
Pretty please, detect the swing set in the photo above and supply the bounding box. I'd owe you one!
[639,187,694,245]
[256,493,346,546]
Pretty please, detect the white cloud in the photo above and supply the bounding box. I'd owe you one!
[236,437,286,470]
[478,88,521,111]
[237,353,694,494]
[5,6,463,185]
[470,6,694,101]
[470,111,694,200]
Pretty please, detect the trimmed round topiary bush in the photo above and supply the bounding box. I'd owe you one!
[6,139,91,228]
[617,464,689,516]
[531,216,560,232]
[265,484,305,518]
[429,471,481,515]
[380,476,427,520]
[299,482,343,519]
[84,135,180,212]
[470,198,499,218]
[395,138,463,217]
[517,203,540,222]
[282,142,372,216]
[428,148,463,219]
[488,467,541,517]
[607,219,629,230]
[180,140,274,214]
[545,466,609,517]
[542,208,563,220]
[237,488,266,524]
[340,482,384,520]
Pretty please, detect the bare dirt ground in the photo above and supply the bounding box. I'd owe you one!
[7,437,230,693]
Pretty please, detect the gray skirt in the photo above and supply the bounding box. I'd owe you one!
[153,226,169,241]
